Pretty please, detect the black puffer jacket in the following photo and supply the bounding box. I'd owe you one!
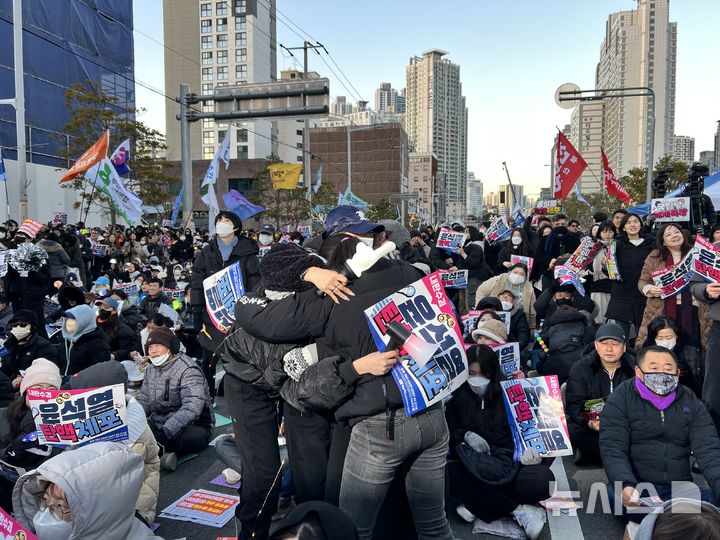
[600,379,720,498]
[97,316,139,361]
[1,334,61,379]
[120,305,141,330]
[137,292,173,321]
[191,235,260,353]
[537,309,595,383]
[605,234,654,326]
[565,345,636,432]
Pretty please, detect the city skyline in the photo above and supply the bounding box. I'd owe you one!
[134,0,720,198]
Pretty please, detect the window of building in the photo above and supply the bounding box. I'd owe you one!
[201,36,212,49]
[235,64,247,79]
[228,177,255,194]
[202,52,213,65]
[216,18,227,32]
[235,32,247,46]
[202,67,213,81]
[237,145,249,159]
[203,131,215,144]
[297,156,304,162]
[217,34,228,48]
[234,0,247,14]
[218,130,227,143]
[200,3,211,17]
[296,142,303,150]
[235,48,247,62]
[217,66,228,80]
[296,129,303,136]
[201,19,212,33]
[216,1,227,15]
[217,50,228,64]
[202,83,213,94]
[203,118,212,128]
[237,128,248,143]
[203,147,214,160]
[235,16,246,29]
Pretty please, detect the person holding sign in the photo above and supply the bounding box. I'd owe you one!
[475,263,537,333]
[496,228,533,274]
[636,224,709,350]
[601,346,720,522]
[588,221,617,324]
[445,345,553,539]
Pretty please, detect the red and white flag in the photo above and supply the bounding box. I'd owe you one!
[602,150,631,204]
[553,132,587,201]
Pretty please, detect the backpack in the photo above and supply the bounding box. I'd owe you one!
[544,318,588,354]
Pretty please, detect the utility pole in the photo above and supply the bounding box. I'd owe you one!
[13,0,26,218]
[179,84,193,222]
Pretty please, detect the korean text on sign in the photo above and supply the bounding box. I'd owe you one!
[203,261,245,333]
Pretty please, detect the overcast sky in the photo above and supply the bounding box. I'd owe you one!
[133,0,720,196]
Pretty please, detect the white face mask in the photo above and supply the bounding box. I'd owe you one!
[467,376,490,396]
[655,338,677,351]
[179,235,186,241]
[511,236,522,246]
[216,223,236,237]
[150,352,171,367]
[258,233,273,245]
[356,236,374,247]
[33,508,73,540]
[10,325,31,341]
[501,301,514,311]
[507,273,525,285]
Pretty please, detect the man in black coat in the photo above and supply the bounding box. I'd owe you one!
[137,278,173,321]
[191,211,260,402]
[601,346,720,519]
[0,310,61,384]
[566,323,635,466]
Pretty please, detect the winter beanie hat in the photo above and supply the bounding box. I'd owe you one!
[20,358,61,395]
[145,326,176,353]
[260,243,326,293]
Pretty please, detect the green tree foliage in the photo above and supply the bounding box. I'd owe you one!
[59,82,177,226]
[252,156,312,230]
[366,199,397,222]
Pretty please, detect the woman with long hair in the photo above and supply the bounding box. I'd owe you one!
[496,228,533,274]
[589,221,617,324]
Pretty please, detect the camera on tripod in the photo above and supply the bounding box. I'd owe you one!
[683,162,711,236]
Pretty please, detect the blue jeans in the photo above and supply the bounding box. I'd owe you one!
[339,404,452,540]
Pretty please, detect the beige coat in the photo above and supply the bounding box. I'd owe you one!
[126,397,161,524]
[474,274,537,331]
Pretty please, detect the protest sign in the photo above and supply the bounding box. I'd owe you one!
[439,269,468,289]
[163,288,185,302]
[90,241,107,257]
[693,235,720,283]
[435,227,467,254]
[461,310,482,337]
[159,489,239,528]
[364,272,468,415]
[159,303,180,325]
[486,216,512,245]
[510,255,534,275]
[0,250,10,277]
[497,311,512,333]
[533,199,562,215]
[27,384,128,448]
[52,211,67,225]
[114,281,140,301]
[203,261,245,333]
[297,225,311,238]
[650,197,690,222]
[581,398,605,422]
[500,375,573,461]
[605,240,621,281]
[651,247,697,298]
[566,236,600,273]
[17,219,42,238]
[258,245,271,259]
[491,342,521,378]
[554,265,586,296]
[0,507,39,540]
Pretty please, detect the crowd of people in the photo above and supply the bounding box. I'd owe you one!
[0,204,720,539]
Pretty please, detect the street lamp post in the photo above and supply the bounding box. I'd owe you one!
[556,85,656,204]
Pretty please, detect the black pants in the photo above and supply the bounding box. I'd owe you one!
[448,461,554,522]
[151,423,211,455]
[704,321,720,435]
[201,349,217,399]
[569,425,602,465]
[225,375,280,540]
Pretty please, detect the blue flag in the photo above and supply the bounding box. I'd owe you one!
[171,186,183,226]
[575,182,591,207]
[512,203,525,227]
[222,189,265,220]
[0,148,6,182]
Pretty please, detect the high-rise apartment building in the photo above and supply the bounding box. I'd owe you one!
[570,102,606,194]
[466,172,483,219]
[672,135,695,165]
[596,0,676,177]
[164,0,277,162]
[332,95,353,116]
[375,82,405,113]
[502,184,524,213]
[715,120,720,169]
[405,50,468,221]
[699,151,715,171]
[408,152,437,222]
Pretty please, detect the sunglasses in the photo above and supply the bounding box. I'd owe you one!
[9,321,30,328]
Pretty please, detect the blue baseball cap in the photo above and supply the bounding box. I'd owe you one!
[93,276,110,286]
[324,206,384,237]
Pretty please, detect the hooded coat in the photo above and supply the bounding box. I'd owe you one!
[61,304,112,375]
[12,441,158,540]
[38,238,70,279]
[46,285,86,324]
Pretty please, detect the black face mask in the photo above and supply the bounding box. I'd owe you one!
[555,298,574,307]
[555,226,568,236]
[98,309,113,320]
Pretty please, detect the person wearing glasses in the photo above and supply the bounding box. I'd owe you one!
[13,442,157,539]
[0,310,60,388]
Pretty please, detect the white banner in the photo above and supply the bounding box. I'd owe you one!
[85,157,142,226]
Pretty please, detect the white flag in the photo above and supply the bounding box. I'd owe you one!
[201,129,232,187]
[85,156,142,226]
[201,183,219,235]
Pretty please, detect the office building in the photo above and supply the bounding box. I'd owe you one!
[163,0,277,162]
[699,151,715,171]
[596,0,677,177]
[570,102,605,194]
[408,152,437,222]
[0,0,135,222]
[715,120,720,170]
[405,49,468,221]
[466,172,483,219]
[672,135,695,165]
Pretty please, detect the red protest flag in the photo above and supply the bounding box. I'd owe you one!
[602,149,631,204]
[553,131,588,201]
[59,130,110,184]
